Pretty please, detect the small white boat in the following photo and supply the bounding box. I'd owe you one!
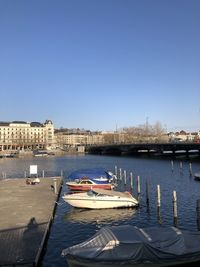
[62,225,200,267]
[62,189,138,209]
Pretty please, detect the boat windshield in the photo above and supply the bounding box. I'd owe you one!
[87,190,98,196]
[80,180,93,184]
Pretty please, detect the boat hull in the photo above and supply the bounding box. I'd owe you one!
[66,183,114,191]
[62,194,138,209]
[65,255,200,267]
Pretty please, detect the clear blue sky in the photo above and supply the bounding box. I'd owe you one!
[0,0,200,132]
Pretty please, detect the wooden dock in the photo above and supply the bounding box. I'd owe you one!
[0,177,63,266]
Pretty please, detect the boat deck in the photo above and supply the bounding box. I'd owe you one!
[0,176,63,266]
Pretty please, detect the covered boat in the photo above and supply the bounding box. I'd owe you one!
[68,168,115,183]
[62,224,200,267]
[62,188,138,209]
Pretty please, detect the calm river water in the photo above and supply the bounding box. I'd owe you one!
[1,154,200,267]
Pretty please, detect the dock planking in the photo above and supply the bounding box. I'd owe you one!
[0,177,63,266]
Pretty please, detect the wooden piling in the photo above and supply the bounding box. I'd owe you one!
[157,185,162,224]
[124,170,126,185]
[130,172,133,189]
[196,199,200,231]
[157,185,161,208]
[137,176,140,195]
[171,160,174,172]
[173,190,178,227]
[180,161,183,173]
[119,168,122,181]
[146,180,149,206]
[115,166,117,176]
[189,163,192,176]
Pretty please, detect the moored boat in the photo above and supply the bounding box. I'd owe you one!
[66,178,114,191]
[68,168,116,183]
[62,224,200,267]
[62,188,138,209]
[66,168,116,191]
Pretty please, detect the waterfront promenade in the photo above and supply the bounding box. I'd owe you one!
[0,176,63,266]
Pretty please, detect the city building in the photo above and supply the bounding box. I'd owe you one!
[54,131,104,147]
[0,120,54,152]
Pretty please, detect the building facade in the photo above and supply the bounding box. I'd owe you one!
[0,120,54,152]
[54,132,104,147]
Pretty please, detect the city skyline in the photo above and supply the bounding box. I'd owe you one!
[0,0,200,132]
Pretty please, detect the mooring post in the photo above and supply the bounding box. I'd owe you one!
[130,172,133,189]
[157,185,161,208]
[196,199,200,231]
[115,165,117,177]
[189,163,192,176]
[24,171,27,178]
[173,190,178,227]
[146,180,149,206]
[171,160,174,172]
[119,168,122,181]
[42,170,45,178]
[180,161,183,173]
[137,175,140,195]
[53,179,58,194]
[124,170,126,185]
[60,169,63,178]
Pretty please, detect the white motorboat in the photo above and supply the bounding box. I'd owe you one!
[62,225,200,267]
[62,188,138,209]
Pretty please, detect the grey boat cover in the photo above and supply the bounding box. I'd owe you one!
[62,225,200,265]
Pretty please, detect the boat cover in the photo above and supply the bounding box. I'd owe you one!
[68,168,113,180]
[62,224,200,266]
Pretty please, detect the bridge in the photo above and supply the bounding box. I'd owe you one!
[86,142,200,157]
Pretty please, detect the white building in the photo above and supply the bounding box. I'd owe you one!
[0,120,54,151]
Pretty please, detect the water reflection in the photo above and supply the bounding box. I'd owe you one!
[63,207,137,224]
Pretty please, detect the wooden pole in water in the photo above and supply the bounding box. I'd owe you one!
[119,168,122,181]
[156,184,162,223]
[189,163,192,176]
[146,180,149,206]
[130,172,133,189]
[171,160,174,172]
[196,199,200,231]
[157,185,161,208]
[124,170,126,185]
[173,190,178,227]
[115,165,117,177]
[180,161,183,173]
[137,176,140,195]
